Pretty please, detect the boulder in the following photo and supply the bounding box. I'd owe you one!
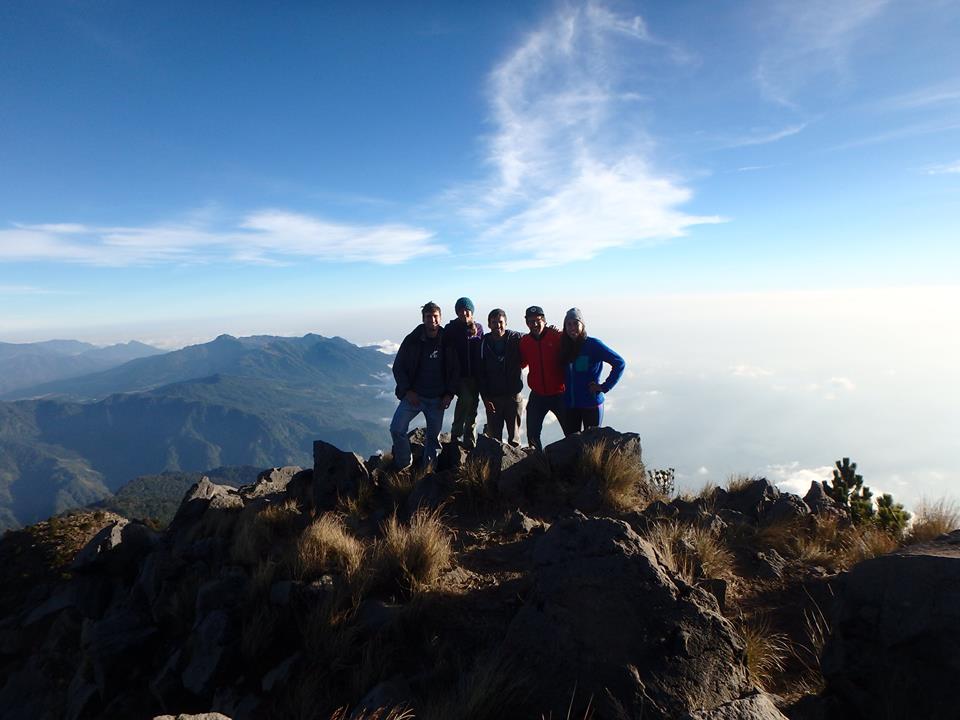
[502,515,752,719]
[765,493,810,524]
[803,482,845,520]
[715,479,779,521]
[821,530,960,720]
[544,426,643,477]
[753,549,787,580]
[170,478,237,531]
[182,609,236,697]
[406,470,455,515]
[195,568,249,618]
[70,519,160,575]
[83,605,160,696]
[313,440,369,508]
[685,692,788,719]
[241,466,303,500]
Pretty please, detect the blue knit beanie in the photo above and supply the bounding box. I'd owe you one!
[455,297,475,313]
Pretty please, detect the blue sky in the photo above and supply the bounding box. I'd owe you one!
[1,1,958,503]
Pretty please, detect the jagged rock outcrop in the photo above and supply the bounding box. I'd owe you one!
[501,514,769,719]
[313,440,368,508]
[821,530,960,720]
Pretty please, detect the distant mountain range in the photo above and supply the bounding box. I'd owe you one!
[0,333,396,530]
[0,339,165,396]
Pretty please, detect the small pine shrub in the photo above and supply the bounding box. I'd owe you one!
[826,458,874,525]
[874,493,910,536]
[905,497,960,545]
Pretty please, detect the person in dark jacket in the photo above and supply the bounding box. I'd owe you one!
[443,297,484,448]
[390,301,459,470]
[478,308,524,446]
[559,307,625,435]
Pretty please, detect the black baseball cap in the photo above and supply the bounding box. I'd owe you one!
[525,305,545,318]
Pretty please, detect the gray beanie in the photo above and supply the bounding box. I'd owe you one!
[565,307,583,324]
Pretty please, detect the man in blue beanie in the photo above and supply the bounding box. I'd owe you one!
[443,296,484,448]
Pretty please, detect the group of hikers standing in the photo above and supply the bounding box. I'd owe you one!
[390,298,626,470]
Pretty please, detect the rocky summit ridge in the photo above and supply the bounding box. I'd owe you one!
[0,427,956,720]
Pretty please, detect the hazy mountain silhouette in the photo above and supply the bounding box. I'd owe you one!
[0,334,395,529]
[0,339,164,395]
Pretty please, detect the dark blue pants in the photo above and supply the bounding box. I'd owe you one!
[526,391,565,451]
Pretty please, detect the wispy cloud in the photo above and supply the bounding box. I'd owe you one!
[0,284,64,295]
[723,123,808,148]
[874,82,960,112]
[451,2,719,269]
[924,160,960,175]
[755,0,889,106]
[0,211,443,266]
[830,118,960,150]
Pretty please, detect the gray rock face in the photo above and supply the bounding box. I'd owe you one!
[715,480,779,521]
[182,609,235,697]
[802,481,846,521]
[241,466,303,500]
[406,470,455,515]
[83,606,160,695]
[313,440,369,508]
[170,477,237,531]
[685,692,788,719]
[765,493,810,524]
[753,549,787,580]
[544,426,643,477]
[70,519,160,575]
[821,530,960,720]
[502,515,751,719]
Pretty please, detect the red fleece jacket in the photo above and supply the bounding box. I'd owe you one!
[519,328,565,396]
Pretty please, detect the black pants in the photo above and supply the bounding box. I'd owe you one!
[561,405,603,436]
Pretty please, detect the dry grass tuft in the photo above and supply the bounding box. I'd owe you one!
[579,439,648,512]
[847,525,899,564]
[366,508,452,594]
[740,616,790,689]
[456,456,496,508]
[329,707,414,720]
[231,498,303,566]
[792,591,832,694]
[241,604,280,664]
[420,652,533,720]
[905,497,960,545]
[643,520,733,584]
[726,474,759,494]
[295,513,365,581]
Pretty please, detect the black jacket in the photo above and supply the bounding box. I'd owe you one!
[393,324,460,400]
[478,330,523,398]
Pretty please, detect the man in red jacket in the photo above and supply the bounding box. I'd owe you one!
[519,305,565,451]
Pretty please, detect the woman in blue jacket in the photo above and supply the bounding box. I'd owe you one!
[560,307,626,435]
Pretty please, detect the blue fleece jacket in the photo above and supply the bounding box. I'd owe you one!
[563,336,626,408]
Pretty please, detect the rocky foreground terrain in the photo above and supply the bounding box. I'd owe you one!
[0,427,956,720]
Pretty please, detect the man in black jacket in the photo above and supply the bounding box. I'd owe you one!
[478,308,524,446]
[390,301,459,470]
